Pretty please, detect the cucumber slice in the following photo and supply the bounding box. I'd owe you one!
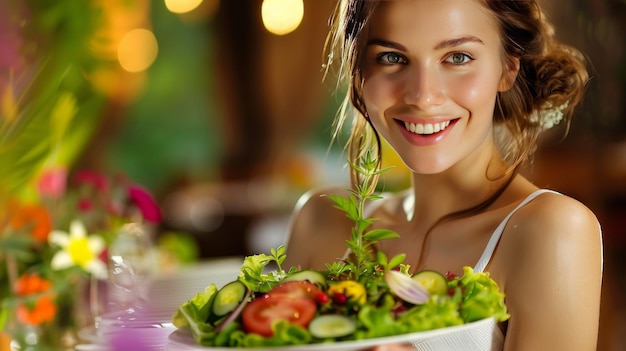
[309,314,357,339]
[282,270,327,287]
[411,270,448,295]
[211,281,248,318]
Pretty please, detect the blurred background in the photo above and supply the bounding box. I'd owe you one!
[0,0,624,349]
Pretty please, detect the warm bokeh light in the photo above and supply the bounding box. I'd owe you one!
[261,0,304,36]
[164,0,204,14]
[117,28,158,73]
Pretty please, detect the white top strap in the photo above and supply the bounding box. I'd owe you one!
[473,189,559,273]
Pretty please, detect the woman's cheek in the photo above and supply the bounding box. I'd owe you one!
[446,71,499,115]
[363,74,402,115]
[362,77,385,116]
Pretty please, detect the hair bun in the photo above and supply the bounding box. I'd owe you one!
[531,45,588,111]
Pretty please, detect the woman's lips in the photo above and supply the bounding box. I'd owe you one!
[396,118,459,146]
[403,120,452,135]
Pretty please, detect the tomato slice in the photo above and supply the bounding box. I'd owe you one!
[268,281,324,300]
[242,294,316,337]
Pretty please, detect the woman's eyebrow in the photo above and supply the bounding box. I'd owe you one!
[366,39,407,51]
[434,36,484,50]
[366,36,484,51]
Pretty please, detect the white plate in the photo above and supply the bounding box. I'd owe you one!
[167,317,498,351]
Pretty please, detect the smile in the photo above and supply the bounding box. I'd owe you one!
[403,120,452,135]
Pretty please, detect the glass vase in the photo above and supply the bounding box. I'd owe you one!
[7,290,78,351]
[6,274,100,351]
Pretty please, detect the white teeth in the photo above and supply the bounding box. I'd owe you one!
[404,121,451,135]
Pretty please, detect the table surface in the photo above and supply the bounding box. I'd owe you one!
[75,257,244,351]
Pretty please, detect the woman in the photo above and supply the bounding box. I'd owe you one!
[284,0,602,350]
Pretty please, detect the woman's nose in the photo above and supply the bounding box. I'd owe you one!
[403,65,445,109]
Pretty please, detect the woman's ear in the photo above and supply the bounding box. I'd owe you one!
[498,57,520,92]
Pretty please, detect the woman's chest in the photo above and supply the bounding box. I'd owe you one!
[370,211,506,275]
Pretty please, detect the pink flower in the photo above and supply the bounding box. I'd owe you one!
[127,184,161,223]
[77,198,93,212]
[74,170,108,192]
[37,167,68,199]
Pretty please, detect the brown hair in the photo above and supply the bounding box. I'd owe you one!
[324,0,589,187]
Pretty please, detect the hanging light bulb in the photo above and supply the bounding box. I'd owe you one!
[117,29,158,73]
[261,0,304,36]
[164,0,204,14]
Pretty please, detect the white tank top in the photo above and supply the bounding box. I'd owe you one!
[343,189,600,350]
[352,189,559,271]
[473,189,559,272]
[411,189,560,351]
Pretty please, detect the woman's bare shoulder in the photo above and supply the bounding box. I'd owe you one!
[292,186,351,216]
[283,186,355,269]
[512,191,600,243]
[497,191,602,350]
[501,191,601,269]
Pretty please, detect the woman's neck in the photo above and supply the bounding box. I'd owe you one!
[407,146,512,227]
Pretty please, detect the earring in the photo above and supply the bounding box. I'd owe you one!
[364,112,370,120]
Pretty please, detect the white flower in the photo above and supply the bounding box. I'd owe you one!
[48,220,108,279]
[529,101,569,130]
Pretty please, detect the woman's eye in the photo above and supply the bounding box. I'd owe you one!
[377,52,405,65]
[445,53,472,65]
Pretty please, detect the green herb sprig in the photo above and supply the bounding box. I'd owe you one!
[324,151,404,283]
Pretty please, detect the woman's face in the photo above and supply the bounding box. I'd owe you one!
[362,0,515,175]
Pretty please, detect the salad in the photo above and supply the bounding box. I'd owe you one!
[171,153,510,347]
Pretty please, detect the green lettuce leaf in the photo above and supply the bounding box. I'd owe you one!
[453,266,510,323]
[399,295,464,332]
[238,253,285,293]
[229,321,311,347]
[171,284,219,344]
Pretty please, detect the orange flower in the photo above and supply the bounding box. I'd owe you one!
[16,295,57,326]
[15,273,52,295]
[14,274,57,326]
[9,202,52,242]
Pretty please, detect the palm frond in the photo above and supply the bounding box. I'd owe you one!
[0,0,106,201]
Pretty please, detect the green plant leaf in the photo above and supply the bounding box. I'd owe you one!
[325,194,359,222]
[363,229,400,241]
[388,254,406,269]
[50,91,77,146]
[355,218,374,236]
[376,251,388,267]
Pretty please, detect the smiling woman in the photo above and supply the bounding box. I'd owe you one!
[361,0,519,175]
[284,0,602,350]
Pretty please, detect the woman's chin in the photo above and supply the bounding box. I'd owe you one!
[404,158,454,175]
